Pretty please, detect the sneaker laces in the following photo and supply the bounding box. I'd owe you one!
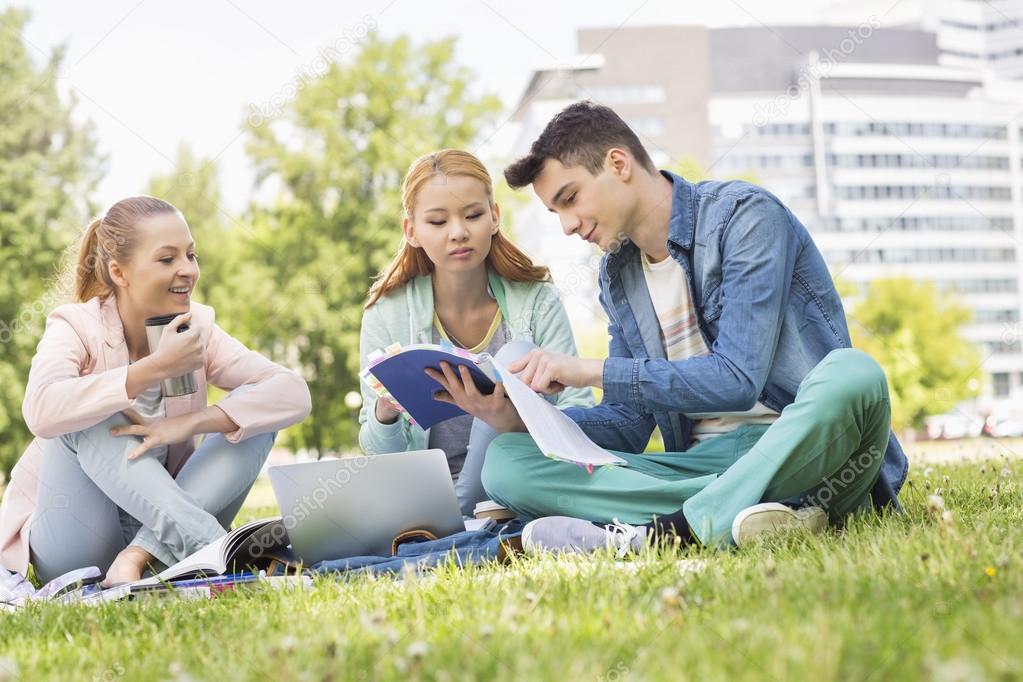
[604,518,641,558]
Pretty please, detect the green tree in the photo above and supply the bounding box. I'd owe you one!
[0,8,102,475]
[234,34,501,456]
[849,277,982,431]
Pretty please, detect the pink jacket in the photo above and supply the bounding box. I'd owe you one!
[0,296,312,574]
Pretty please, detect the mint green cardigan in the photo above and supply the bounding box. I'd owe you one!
[358,270,595,454]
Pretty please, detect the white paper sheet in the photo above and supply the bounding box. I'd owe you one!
[492,359,627,467]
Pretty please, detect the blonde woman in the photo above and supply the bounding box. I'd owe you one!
[0,196,311,585]
[359,149,593,516]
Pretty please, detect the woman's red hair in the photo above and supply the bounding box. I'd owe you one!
[365,149,549,308]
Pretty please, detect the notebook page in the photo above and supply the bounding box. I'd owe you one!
[492,359,626,467]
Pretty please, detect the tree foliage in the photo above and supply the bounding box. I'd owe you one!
[850,277,982,430]
[0,8,102,474]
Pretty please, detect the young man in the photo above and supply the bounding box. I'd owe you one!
[434,101,907,551]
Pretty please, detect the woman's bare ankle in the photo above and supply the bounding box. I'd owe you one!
[102,546,155,587]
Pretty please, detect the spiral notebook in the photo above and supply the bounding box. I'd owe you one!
[361,343,626,469]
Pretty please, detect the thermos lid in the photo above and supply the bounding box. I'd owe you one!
[144,313,186,326]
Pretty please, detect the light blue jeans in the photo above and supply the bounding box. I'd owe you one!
[453,339,535,517]
[29,406,274,583]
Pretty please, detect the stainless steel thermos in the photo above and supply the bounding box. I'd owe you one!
[143,314,198,397]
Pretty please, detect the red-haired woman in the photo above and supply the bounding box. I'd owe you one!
[359,149,592,516]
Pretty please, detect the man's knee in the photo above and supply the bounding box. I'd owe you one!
[820,348,889,405]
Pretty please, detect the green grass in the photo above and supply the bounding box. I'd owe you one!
[1,457,1021,681]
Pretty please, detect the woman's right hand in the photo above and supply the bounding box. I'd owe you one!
[150,312,204,378]
[375,397,402,425]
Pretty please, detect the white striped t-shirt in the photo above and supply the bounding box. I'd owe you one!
[640,251,778,442]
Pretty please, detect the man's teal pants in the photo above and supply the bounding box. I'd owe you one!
[481,349,891,547]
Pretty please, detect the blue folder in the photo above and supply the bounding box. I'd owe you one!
[366,349,497,429]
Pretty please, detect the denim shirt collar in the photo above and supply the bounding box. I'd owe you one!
[604,170,695,277]
[664,170,696,251]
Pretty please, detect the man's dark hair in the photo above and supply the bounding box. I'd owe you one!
[504,101,657,189]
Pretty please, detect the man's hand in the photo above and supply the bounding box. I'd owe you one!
[505,349,604,394]
[425,362,526,433]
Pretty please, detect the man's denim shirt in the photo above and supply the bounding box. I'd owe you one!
[565,171,908,510]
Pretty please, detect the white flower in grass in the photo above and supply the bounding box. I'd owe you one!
[659,586,681,608]
[501,602,521,622]
[406,641,429,660]
[924,655,985,682]
[278,635,298,654]
[166,661,193,682]
[927,494,945,514]
[730,618,751,634]
[0,657,18,682]
[678,559,708,578]
[939,510,956,534]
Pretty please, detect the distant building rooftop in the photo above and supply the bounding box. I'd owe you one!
[710,26,945,94]
[514,25,962,108]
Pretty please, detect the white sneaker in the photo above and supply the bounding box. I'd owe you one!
[521,516,647,558]
[730,503,827,547]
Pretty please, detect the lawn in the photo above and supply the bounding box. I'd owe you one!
[0,454,1020,681]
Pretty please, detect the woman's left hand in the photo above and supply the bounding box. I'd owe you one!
[111,413,197,459]
[425,362,527,433]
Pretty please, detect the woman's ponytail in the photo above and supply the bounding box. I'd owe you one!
[74,217,112,302]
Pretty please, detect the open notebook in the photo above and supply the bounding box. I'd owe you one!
[362,343,626,469]
[133,517,295,587]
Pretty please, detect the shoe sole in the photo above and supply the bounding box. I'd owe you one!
[731,503,828,547]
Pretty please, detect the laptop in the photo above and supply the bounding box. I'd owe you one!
[266,449,466,564]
